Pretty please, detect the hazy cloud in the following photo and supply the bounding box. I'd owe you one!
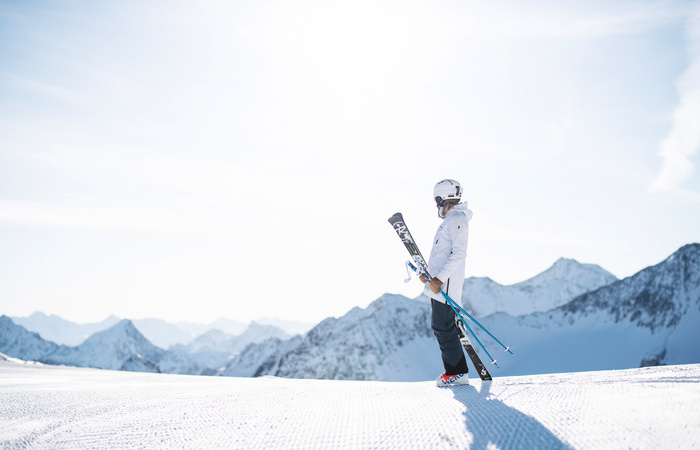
[650,2,700,194]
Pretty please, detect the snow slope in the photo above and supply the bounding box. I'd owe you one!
[1,358,698,449]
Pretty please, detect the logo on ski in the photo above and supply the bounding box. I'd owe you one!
[392,222,414,244]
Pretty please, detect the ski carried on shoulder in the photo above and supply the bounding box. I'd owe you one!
[388,212,493,381]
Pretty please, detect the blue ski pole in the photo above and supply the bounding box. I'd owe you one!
[443,293,500,368]
[445,294,513,355]
[407,261,513,355]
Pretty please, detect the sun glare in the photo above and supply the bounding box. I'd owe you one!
[260,1,438,119]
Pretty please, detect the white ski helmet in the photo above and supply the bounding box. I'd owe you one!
[433,179,462,207]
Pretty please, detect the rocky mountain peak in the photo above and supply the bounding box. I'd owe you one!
[560,243,700,331]
[520,257,617,288]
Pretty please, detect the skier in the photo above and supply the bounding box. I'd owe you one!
[420,179,473,387]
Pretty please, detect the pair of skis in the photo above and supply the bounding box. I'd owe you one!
[388,212,513,381]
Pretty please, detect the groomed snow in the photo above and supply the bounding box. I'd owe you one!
[1,360,698,449]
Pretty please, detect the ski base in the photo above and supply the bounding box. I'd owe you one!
[456,318,492,381]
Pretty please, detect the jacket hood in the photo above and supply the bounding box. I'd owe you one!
[442,202,473,221]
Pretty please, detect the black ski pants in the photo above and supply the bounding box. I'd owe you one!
[431,299,467,375]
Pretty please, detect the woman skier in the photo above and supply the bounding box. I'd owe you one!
[421,179,473,387]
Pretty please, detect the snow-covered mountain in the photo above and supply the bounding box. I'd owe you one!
[9,312,121,346]
[461,257,617,317]
[130,318,196,349]
[222,295,440,380]
[0,318,164,373]
[8,313,194,348]
[256,317,316,336]
[234,321,292,352]
[160,329,236,375]
[223,335,304,378]
[10,312,308,349]
[221,244,700,380]
[0,315,67,362]
[160,322,292,375]
[168,317,311,344]
[467,243,700,372]
[56,319,166,372]
[0,316,292,375]
[466,242,700,376]
[172,318,248,342]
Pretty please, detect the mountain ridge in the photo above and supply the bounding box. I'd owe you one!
[0,316,293,375]
[461,257,618,317]
[9,312,311,348]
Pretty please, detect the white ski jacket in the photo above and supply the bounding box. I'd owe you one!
[423,202,473,304]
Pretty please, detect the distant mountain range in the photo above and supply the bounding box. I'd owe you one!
[2,245,698,379]
[0,316,293,374]
[10,312,313,349]
[160,322,292,375]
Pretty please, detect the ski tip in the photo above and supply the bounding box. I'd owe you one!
[388,212,403,222]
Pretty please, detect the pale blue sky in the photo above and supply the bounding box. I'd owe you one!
[1,0,699,324]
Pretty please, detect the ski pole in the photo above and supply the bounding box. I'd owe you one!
[408,261,513,355]
[444,294,513,355]
[445,295,499,368]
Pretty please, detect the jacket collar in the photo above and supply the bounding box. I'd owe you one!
[440,202,473,221]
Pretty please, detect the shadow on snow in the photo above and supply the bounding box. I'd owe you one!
[450,381,572,449]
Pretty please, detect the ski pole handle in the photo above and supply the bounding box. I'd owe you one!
[407,261,430,281]
[404,261,413,283]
